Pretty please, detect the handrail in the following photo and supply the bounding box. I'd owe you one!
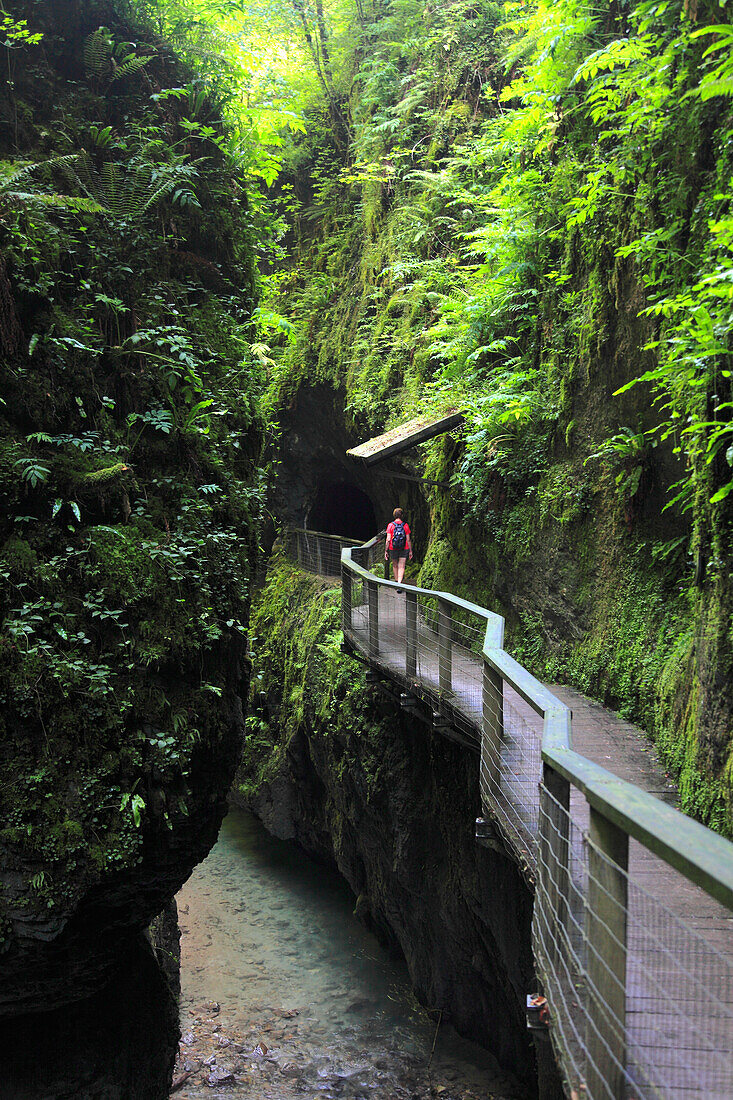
[342,538,733,906]
[340,534,733,1100]
[287,526,362,545]
[283,527,363,578]
[345,546,505,648]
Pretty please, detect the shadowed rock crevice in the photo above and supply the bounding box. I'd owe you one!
[0,914,180,1100]
[308,480,377,540]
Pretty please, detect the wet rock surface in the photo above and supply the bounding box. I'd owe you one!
[0,928,179,1099]
[171,808,526,1100]
[235,690,538,1084]
[171,1007,514,1099]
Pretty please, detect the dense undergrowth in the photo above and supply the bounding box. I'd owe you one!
[0,1,266,924]
[254,0,733,831]
[241,556,389,804]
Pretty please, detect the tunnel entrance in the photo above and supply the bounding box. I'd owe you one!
[308,481,377,542]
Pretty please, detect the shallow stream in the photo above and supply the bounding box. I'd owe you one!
[172,806,525,1100]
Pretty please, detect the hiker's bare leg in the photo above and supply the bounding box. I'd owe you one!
[395,557,406,584]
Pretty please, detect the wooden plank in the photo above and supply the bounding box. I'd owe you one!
[346,411,464,465]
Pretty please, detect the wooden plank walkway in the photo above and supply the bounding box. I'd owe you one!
[349,584,733,1100]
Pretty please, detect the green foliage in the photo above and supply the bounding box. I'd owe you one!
[240,557,390,804]
[0,0,267,917]
[244,0,733,831]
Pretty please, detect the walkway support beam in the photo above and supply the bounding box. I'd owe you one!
[438,597,452,694]
[585,807,629,1100]
[406,590,418,680]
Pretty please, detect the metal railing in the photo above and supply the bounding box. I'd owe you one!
[283,527,362,578]
[341,532,733,1100]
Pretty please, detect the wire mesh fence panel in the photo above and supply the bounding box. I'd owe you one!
[441,609,485,745]
[534,785,589,1095]
[624,859,733,1100]
[284,528,360,577]
[362,533,387,574]
[480,672,543,874]
[342,543,733,1100]
[535,786,733,1100]
[345,573,369,651]
[414,592,441,691]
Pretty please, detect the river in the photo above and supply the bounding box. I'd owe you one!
[171,805,526,1099]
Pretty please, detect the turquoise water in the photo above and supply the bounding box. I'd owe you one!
[174,805,524,1099]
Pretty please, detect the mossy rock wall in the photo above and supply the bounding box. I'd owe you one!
[261,0,732,833]
[0,0,263,1021]
[234,560,541,1091]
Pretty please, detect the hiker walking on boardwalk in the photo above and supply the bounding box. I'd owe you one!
[385,507,413,584]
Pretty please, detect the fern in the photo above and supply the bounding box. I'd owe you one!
[0,146,192,221]
[74,155,200,220]
[0,156,106,213]
[84,26,114,77]
[84,26,153,84]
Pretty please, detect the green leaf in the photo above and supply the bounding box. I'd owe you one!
[710,482,733,505]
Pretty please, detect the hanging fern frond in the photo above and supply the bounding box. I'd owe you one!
[110,53,153,82]
[1,153,86,190]
[84,26,153,84]
[1,191,106,212]
[84,26,114,77]
[0,155,105,214]
[74,154,200,221]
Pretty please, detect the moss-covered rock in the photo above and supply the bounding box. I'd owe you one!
[259,0,732,834]
[0,0,264,1025]
[234,560,540,1089]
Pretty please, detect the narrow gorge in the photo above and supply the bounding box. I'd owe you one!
[0,0,731,1097]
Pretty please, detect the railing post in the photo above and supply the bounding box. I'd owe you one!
[438,597,452,694]
[342,563,353,633]
[406,590,417,679]
[368,579,379,658]
[585,807,629,1100]
[481,659,504,800]
[539,762,571,969]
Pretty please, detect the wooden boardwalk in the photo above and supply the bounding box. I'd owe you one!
[349,584,733,1100]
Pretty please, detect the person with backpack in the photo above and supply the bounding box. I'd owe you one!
[385,507,413,584]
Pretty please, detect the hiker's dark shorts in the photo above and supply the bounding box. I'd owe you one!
[390,549,407,561]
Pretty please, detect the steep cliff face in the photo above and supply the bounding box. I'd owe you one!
[260,0,733,831]
[0,0,262,1075]
[269,379,430,546]
[0,909,180,1099]
[235,562,541,1092]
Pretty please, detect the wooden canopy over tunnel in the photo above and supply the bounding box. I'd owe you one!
[346,411,464,467]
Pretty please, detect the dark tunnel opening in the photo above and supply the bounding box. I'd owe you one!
[308,481,378,542]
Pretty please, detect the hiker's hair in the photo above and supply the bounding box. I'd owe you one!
[393,507,404,520]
